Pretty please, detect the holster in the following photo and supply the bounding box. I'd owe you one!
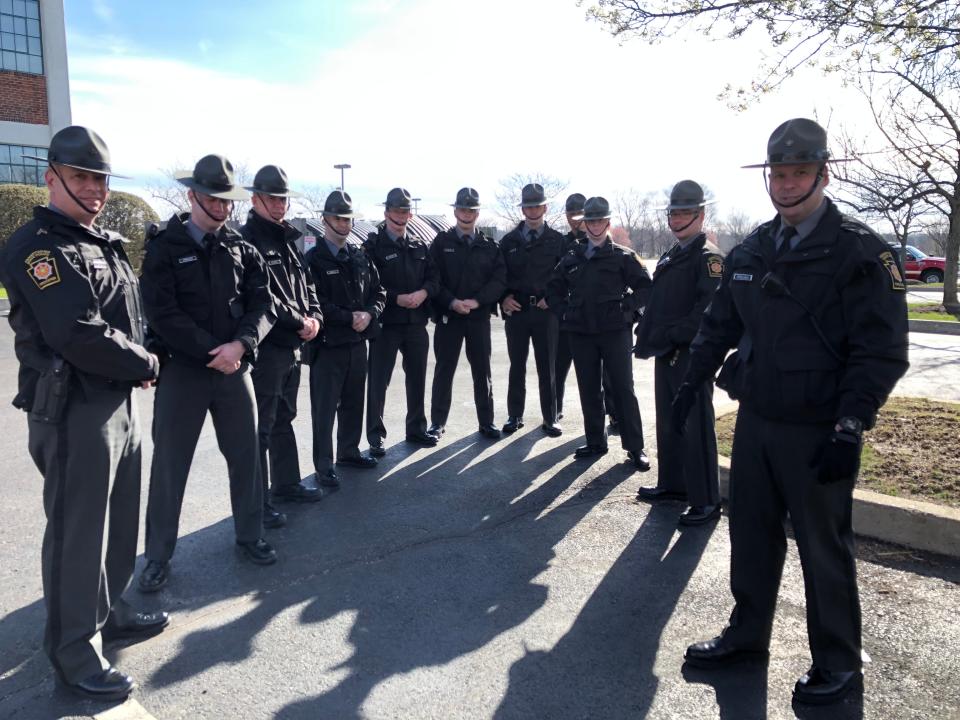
[29,357,72,425]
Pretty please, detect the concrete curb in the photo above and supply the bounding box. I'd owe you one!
[718,457,960,558]
[0,298,8,312]
[909,318,960,335]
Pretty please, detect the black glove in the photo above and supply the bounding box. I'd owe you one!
[670,382,698,435]
[815,430,862,484]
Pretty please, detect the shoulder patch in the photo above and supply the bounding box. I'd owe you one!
[706,254,724,278]
[25,250,61,289]
[877,251,906,291]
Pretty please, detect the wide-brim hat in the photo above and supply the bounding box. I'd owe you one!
[518,182,549,207]
[581,196,612,221]
[24,125,131,178]
[452,187,482,209]
[323,190,356,218]
[245,164,303,198]
[382,187,413,209]
[742,117,852,169]
[564,193,586,216]
[176,154,250,201]
[657,179,717,211]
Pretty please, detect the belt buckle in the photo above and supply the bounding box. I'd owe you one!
[529,295,538,306]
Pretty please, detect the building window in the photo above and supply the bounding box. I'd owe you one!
[0,0,43,75]
[0,143,46,185]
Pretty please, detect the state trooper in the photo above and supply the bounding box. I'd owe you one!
[364,187,439,454]
[139,155,277,594]
[546,196,651,470]
[677,119,909,706]
[305,191,386,487]
[241,165,324,529]
[427,188,506,439]
[499,183,566,437]
[555,192,618,431]
[0,126,167,701]
[634,180,724,525]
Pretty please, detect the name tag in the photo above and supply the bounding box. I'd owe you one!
[444,248,457,253]
[91,258,109,270]
[178,255,198,265]
[509,248,518,254]
[267,258,283,266]
[566,265,578,274]
[385,253,398,260]
[732,273,753,282]
[326,269,340,275]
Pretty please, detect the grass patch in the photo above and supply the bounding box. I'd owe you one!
[0,286,6,300]
[907,303,959,322]
[715,397,960,508]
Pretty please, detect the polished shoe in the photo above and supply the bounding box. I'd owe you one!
[627,449,651,472]
[679,504,721,526]
[683,635,768,668]
[541,422,563,437]
[236,538,277,565]
[607,418,620,435]
[406,431,439,447]
[574,444,608,459]
[336,454,378,469]
[478,423,502,439]
[320,468,341,491]
[636,486,687,502]
[63,666,135,702]
[102,610,170,642]
[137,560,169,593]
[263,504,287,529]
[272,483,323,503]
[368,441,386,457]
[502,416,524,434]
[793,667,863,705]
[427,423,445,438]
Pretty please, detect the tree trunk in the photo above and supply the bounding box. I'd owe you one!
[944,203,960,312]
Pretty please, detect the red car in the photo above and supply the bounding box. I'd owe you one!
[892,245,946,283]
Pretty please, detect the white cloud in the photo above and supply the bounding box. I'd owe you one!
[69,0,878,225]
[91,0,113,22]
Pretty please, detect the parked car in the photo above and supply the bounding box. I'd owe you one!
[890,244,946,283]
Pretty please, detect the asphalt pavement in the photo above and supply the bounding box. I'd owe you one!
[0,323,957,720]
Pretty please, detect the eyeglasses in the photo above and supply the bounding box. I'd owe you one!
[666,209,698,218]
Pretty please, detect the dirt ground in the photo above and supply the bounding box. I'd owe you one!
[715,397,960,508]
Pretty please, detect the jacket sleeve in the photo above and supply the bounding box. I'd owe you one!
[141,237,221,362]
[545,259,569,319]
[5,234,157,381]
[430,237,456,309]
[621,253,652,316]
[668,251,723,345]
[365,259,387,319]
[235,244,276,354]
[304,264,324,328]
[420,242,440,299]
[686,256,744,387]
[835,245,909,426]
[474,244,507,305]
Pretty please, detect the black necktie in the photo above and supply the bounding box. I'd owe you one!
[203,233,216,253]
[337,248,348,261]
[777,226,797,258]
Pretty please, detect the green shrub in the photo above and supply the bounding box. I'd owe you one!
[98,191,160,272]
[0,183,48,250]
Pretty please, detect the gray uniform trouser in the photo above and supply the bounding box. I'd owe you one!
[252,343,303,497]
[145,361,262,563]
[310,342,367,472]
[653,346,719,506]
[724,406,862,671]
[28,386,141,684]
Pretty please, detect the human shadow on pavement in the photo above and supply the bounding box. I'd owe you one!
[491,504,717,719]
[682,661,770,720]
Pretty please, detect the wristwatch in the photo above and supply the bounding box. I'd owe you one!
[836,416,863,437]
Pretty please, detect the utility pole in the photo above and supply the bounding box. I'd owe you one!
[333,163,351,191]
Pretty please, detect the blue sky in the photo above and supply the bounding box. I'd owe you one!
[61,0,873,227]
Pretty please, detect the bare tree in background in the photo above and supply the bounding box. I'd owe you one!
[718,208,758,252]
[291,183,337,219]
[493,172,569,228]
[923,220,949,257]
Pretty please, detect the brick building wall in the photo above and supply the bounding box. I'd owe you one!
[0,71,49,125]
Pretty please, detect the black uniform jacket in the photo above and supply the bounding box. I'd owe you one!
[546,238,652,334]
[305,239,385,347]
[634,233,724,359]
[688,199,909,427]
[140,213,275,367]
[363,227,438,326]
[1,206,159,408]
[429,228,506,321]
[240,212,323,349]
[500,222,568,303]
